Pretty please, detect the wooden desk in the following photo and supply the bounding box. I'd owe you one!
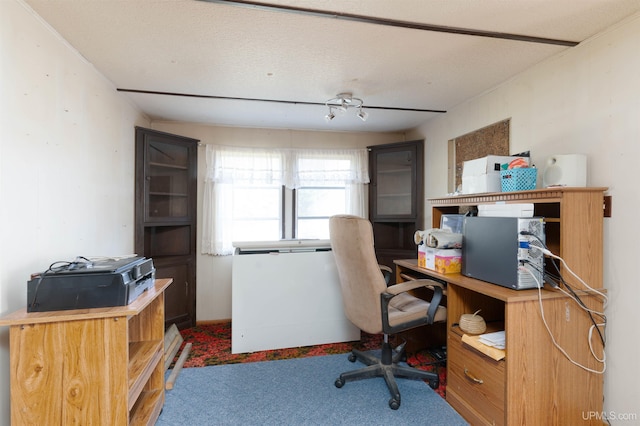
[395,259,605,425]
[0,278,173,426]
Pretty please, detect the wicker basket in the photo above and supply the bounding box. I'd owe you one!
[459,310,487,335]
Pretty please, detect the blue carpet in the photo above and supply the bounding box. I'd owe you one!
[158,353,468,425]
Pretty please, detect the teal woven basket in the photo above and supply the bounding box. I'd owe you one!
[500,168,537,192]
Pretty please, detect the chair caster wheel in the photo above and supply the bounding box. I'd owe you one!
[389,398,400,410]
[348,353,357,362]
[335,378,345,388]
[428,378,439,389]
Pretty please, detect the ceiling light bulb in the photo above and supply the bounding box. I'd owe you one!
[325,110,335,122]
[324,93,366,122]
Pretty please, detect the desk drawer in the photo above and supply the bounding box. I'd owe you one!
[447,332,505,425]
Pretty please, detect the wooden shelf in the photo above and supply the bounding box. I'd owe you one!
[150,161,188,170]
[0,278,172,426]
[130,389,164,426]
[377,192,412,197]
[449,322,505,338]
[428,187,608,206]
[128,340,163,410]
[150,191,188,197]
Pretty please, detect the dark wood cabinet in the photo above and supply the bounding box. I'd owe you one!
[368,140,424,274]
[135,127,198,330]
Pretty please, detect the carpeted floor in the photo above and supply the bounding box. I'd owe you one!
[159,354,466,425]
[171,322,447,398]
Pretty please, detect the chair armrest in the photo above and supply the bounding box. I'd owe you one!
[379,264,393,285]
[384,279,445,296]
[380,279,446,334]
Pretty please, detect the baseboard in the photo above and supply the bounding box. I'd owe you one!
[196,319,231,326]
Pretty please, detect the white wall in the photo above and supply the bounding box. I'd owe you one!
[0,1,150,424]
[408,13,640,424]
[150,122,406,321]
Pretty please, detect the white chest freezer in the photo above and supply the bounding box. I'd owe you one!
[231,239,360,354]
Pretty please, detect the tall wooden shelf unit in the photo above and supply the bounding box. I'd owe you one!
[0,278,173,426]
[396,187,608,425]
[368,140,424,274]
[135,127,198,329]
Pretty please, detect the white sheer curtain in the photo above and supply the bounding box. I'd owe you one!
[202,144,369,255]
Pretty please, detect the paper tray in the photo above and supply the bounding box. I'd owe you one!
[461,334,506,361]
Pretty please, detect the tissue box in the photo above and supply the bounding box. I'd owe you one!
[461,155,529,194]
[418,245,462,274]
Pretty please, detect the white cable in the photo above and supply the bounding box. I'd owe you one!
[520,266,606,374]
[542,249,608,308]
[554,285,606,318]
[530,245,607,317]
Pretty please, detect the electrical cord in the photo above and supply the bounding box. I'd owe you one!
[547,257,607,346]
[29,256,93,310]
[518,244,607,374]
[521,231,607,344]
[544,249,608,307]
[522,257,606,347]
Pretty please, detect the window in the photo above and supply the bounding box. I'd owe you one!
[295,186,346,239]
[202,145,369,255]
[232,184,283,241]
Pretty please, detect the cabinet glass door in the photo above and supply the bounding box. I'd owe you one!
[146,140,190,220]
[373,148,415,217]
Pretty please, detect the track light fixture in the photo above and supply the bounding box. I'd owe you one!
[325,93,367,123]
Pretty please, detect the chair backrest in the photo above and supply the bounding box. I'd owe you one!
[329,215,388,335]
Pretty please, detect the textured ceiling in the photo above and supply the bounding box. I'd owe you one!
[23,0,640,132]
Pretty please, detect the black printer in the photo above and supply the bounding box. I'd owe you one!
[27,256,155,312]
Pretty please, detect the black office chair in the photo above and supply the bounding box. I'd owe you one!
[329,215,447,410]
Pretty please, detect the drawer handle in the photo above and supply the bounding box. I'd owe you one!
[464,368,484,384]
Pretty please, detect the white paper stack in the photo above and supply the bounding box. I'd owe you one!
[479,331,506,350]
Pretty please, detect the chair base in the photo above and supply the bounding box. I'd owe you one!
[334,340,439,410]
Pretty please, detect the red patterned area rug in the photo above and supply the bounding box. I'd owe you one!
[172,322,447,398]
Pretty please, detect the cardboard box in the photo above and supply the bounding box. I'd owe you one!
[461,155,529,194]
[418,245,462,274]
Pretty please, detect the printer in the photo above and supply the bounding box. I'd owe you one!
[27,256,155,312]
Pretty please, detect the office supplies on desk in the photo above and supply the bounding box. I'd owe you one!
[461,333,506,361]
[479,331,506,350]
